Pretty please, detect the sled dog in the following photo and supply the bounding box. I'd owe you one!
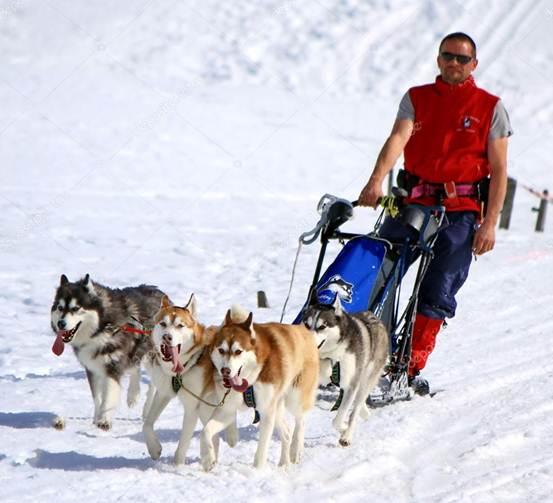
[143,294,239,465]
[50,274,164,429]
[302,295,388,446]
[200,311,319,471]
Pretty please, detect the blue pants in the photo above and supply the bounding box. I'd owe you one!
[378,211,477,319]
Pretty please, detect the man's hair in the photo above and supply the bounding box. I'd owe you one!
[439,32,477,57]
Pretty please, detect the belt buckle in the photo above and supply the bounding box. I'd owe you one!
[443,181,457,199]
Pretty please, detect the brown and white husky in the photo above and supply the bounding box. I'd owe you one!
[200,310,319,471]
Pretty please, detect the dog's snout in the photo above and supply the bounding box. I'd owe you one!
[57,319,66,330]
[162,333,172,344]
[221,367,231,377]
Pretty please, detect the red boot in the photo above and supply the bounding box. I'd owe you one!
[408,314,443,377]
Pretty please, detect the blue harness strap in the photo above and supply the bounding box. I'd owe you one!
[243,386,260,424]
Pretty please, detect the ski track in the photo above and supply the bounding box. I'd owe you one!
[1,0,553,501]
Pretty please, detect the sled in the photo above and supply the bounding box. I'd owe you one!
[286,193,446,405]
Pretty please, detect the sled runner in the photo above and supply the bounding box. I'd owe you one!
[284,192,446,406]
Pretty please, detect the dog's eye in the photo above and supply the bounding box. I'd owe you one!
[57,305,63,311]
[159,321,167,328]
[317,324,327,331]
[234,350,242,356]
[218,348,225,355]
[71,307,80,313]
[177,324,184,329]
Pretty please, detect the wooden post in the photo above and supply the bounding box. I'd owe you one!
[257,290,269,308]
[533,190,548,232]
[499,177,517,230]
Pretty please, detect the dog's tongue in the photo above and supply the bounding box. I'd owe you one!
[230,375,249,393]
[52,333,65,356]
[171,345,184,374]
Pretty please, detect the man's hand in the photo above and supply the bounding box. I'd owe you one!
[358,178,383,208]
[472,221,495,255]
[358,118,413,209]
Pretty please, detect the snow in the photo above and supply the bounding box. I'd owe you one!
[1,0,553,501]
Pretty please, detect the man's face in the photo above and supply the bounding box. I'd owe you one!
[437,39,478,85]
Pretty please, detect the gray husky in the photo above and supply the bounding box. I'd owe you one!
[302,295,388,446]
[50,274,165,430]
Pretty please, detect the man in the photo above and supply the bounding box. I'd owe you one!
[358,32,513,394]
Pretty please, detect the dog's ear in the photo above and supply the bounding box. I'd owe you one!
[332,294,342,314]
[184,293,197,318]
[60,274,69,286]
[307,288,318,306]
[160,295,171,310]
[224,309,233,326]
[82,274,97,296]
[240,312,254,329]
[240,312,255,341]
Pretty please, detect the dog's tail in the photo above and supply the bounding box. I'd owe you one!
[229,304,249,323]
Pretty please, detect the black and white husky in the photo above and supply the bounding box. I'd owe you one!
[302,296,388,446]
[50,274,165,430]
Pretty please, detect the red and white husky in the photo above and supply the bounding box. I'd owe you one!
[200,311,319,471]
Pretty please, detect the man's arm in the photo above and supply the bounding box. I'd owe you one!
[472,136,509,255]
[358,118,413,207]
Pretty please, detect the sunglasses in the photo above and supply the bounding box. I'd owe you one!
[440,51,473,65]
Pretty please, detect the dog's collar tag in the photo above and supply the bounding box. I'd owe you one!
[172,375,182,394]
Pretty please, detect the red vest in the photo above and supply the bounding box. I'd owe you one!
[404,75,498,211]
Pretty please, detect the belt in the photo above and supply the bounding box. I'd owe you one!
[410,181,479,199]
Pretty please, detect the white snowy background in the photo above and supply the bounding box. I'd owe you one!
[1,0,553,501]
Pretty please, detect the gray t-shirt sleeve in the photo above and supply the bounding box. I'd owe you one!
[489,100,514,139]
[396,91,414,121]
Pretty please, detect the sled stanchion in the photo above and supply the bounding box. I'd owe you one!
[499,177,516,230]
[533,189,548,232]
[257,291,269,308]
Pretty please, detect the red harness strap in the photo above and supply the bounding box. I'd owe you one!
[120,324,151,336]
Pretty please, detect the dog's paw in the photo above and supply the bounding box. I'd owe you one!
[338,438,351,447]
[96,419,112,431]
[225,426,239,448]
[52,415,65,430]
[147,440,162,460]
[201,454,217,472]
[360,403,371,420]
[290,446,303,464]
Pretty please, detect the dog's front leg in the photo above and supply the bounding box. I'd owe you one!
[224,414,239,448]
[339,385,366,447]
[331,356,358,434]
[142,382,155,420]
[200,405,236,472]
[97,376,121,430]
[274,401,291,467]
[143,390,172,460]
[253,404,277,469]
[86,369,102,425]
[127,367,141,408]
[174,406,199,466]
